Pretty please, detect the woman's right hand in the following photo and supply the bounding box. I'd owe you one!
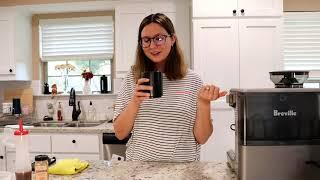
[132,78,153,105]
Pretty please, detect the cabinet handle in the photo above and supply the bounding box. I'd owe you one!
[241,9,245,14]
[232,10,236,14]
[0,156,3,159]
[72,140,76,143]
[9,69,12,73]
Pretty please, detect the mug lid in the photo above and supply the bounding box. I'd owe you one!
[35,155,49,161]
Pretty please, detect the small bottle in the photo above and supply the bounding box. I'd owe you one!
[34,155,49,180]
[57,102,63,121]
[87,101,96,121]
[14,118,32,180]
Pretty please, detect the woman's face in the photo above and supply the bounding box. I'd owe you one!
[140,23,175,65]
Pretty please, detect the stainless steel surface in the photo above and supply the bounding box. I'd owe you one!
[269,70,309,88]
[103,144,127,160]
[229,89,320,180]
[102,133,130,160]
[0,119,106,128]
[230,88,320,92]
[32,121,105,127]
[240,145,320,180]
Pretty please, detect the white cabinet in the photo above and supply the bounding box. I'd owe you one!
[192,1,283,162]
[200,109,235,162]
[193,18,282,90]
[192,0,282,17]
[5,133,102,171]
[193,19,239,90]
[115,2,179,78]
[115,5,150,78]
[51,134,99,153]
[51,134,101,161]
[0,17,15,76]
[0,145,5,171]
[239,18,282,88]
[0,9,32,81]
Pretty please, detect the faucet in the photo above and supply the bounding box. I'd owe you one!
[69,88,81,121]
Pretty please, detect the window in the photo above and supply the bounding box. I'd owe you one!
[283,12,320,87]
[39,15,114,93]
[47,60,111,92]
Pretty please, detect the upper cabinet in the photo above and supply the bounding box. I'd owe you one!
[192,0,283,18]
[115,5,150,78]
[115,1,188,78]
[0,12,15,76]
[0,9,32,81]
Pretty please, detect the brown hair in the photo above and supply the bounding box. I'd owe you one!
[133,13,187,81]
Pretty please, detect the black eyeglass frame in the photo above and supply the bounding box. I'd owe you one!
[140,34,171,48]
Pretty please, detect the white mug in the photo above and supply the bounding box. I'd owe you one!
[2,102,13,114]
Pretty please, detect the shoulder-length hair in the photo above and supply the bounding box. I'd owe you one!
[133,13,187,81]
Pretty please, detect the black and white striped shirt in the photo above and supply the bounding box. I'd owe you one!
[114,69,203,161]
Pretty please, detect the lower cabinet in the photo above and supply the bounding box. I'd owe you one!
[200,104,235,162]
[51,134,101,161]
[0,145,5,171]
[5,133,102,172]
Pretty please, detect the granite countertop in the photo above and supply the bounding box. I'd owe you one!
[0,122,114,134]
[49,160,236,180]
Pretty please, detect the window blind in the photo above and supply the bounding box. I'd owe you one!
[283,12,320,71]
[39,16,113,61]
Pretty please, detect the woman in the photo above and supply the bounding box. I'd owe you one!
[113,13,227,161]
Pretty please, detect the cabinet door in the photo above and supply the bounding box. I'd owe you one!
[238,0,282,17]
[193,19,239,91]
[0,145,5,171]
[0,19,15,75]
[192,0,237,18]
[200,109,235,161]
[239,18,282,88]
[51,134,99,153]
[115,6,150,78]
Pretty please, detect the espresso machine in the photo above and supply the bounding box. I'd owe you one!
[226,71,320,180]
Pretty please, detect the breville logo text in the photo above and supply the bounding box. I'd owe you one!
[273,110,297,117]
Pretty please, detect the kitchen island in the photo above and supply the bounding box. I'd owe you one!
[49,160,236,180]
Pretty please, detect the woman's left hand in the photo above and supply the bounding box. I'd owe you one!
[198,85,228,104]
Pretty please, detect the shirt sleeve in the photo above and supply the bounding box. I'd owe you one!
[113,70,135,121]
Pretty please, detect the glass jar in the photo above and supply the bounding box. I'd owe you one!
[34,155,49,180]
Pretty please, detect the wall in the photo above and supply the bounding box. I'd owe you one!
[0,0,101,7]
[34,94,116,121]
[284,0,320,11]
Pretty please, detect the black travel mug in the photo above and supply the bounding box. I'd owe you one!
[142,71,163,98]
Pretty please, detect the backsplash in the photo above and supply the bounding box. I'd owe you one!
[34,94,117,122]
[0,80,120,121]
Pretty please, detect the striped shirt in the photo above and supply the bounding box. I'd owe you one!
[113,69,203,161]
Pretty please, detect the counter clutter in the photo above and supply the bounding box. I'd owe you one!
[48,160,236,180]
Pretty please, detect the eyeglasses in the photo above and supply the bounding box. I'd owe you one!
[140,34,171,48]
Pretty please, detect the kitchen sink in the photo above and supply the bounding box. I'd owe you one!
[32,122,71,127]
[32,121,105,128]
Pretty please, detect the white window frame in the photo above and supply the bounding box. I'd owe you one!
[283,11,320,87]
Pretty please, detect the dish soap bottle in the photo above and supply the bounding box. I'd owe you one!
[14,118,32,180]
[57,102,63,121]
[87,101,96,121]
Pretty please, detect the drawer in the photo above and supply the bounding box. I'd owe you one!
[51,134,99,153]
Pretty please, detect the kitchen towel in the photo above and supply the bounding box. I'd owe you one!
[48,158,89,175]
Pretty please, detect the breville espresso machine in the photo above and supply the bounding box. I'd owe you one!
[227,71,320,180]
